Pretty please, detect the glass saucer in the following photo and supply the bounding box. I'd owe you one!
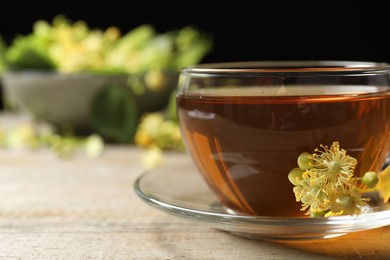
[134,157,390,241]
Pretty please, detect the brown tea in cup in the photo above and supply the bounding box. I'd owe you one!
[177,61,390,217]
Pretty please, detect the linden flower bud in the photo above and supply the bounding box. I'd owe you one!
[142,147,164,169]
[84,134,104,158]
[362,171,379,188]
[297,152,314,170]
[288,167,304,186]
[310,210,328,217]
[144,69,167,92]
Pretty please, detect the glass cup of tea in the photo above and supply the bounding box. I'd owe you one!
[176,61,390,217]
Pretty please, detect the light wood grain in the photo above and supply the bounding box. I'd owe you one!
[0,144,390,259]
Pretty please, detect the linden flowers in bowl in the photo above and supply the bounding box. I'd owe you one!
[0,15,213,142]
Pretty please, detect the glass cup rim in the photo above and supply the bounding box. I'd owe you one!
[181,60,390,75]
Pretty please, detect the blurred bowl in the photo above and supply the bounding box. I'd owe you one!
[1,70,178,137]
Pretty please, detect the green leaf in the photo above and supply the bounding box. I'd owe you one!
[5,35,55,70]
[166,89,178,122]
[0,34,6,73]
[90,84,139,143]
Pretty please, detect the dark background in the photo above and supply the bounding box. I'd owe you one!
[1,1,390,63]
[1,1,389,108]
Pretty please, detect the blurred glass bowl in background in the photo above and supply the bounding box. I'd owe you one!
[0,16,212,143]
[1,70,178,142]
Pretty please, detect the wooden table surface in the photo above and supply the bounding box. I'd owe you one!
[1,144,390,259]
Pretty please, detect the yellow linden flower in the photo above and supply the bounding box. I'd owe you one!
[289,141,364,217]
[328,186,367,216]
[293,170,330,215]
[311,142,357,186]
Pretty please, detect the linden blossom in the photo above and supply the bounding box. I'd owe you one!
[288,141,390,217]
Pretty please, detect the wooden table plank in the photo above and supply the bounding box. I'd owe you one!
[0,146,389,259]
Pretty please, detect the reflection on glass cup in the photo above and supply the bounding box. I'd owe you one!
[177,61,390,217]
